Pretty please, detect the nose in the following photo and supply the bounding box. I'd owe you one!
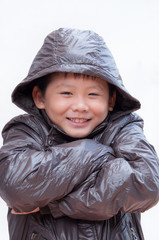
[71,97,89,112]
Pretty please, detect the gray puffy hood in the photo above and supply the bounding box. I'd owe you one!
[12,28,140,115]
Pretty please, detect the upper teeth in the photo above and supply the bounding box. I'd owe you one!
[70,118,87,123]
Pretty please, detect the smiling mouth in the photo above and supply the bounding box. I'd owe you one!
[67,118,90,123]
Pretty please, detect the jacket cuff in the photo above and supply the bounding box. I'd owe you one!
[48,201,65,218]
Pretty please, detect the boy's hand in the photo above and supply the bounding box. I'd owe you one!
[11,207,40,215]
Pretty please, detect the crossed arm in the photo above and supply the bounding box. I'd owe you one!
[0,116,113,215]
[0,116,159,219]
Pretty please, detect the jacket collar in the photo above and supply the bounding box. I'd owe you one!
[40,109,109,144]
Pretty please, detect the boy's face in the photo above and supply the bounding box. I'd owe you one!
[33,72,115,138]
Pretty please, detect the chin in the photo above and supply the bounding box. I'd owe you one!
[68,132,90,139]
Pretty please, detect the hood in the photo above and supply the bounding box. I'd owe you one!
[12,28,140,116]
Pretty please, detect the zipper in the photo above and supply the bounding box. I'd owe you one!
[31,232,37,240]
[92,223,98,240]
[129,225,138,240]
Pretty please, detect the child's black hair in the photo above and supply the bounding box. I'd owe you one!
[33,73,53,96]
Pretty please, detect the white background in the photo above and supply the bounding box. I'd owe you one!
[0,0,159,239]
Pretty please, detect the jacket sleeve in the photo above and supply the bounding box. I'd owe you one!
[50,120,159,220]
[0,115,114,213]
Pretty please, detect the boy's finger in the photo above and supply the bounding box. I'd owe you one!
[11,207,40,215]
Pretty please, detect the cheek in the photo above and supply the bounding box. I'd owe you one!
[46,98,68,116]
[91,101,109,116]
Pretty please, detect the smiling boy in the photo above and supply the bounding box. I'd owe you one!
[33,72,116,138]
[0,28,159,240]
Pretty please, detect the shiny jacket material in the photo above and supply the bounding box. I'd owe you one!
[0,28,159,240]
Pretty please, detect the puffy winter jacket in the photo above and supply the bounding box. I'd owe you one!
[0,28,159,240]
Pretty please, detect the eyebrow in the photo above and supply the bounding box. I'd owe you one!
[56,83,104,91]
[55,83,76,89]
[87,85,105,92]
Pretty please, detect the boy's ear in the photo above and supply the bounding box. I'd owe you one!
[108,91,116,112]
[32,86,45,109]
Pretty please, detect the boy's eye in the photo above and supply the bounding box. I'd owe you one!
[88,93,99,96]
[61,92,72,95]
